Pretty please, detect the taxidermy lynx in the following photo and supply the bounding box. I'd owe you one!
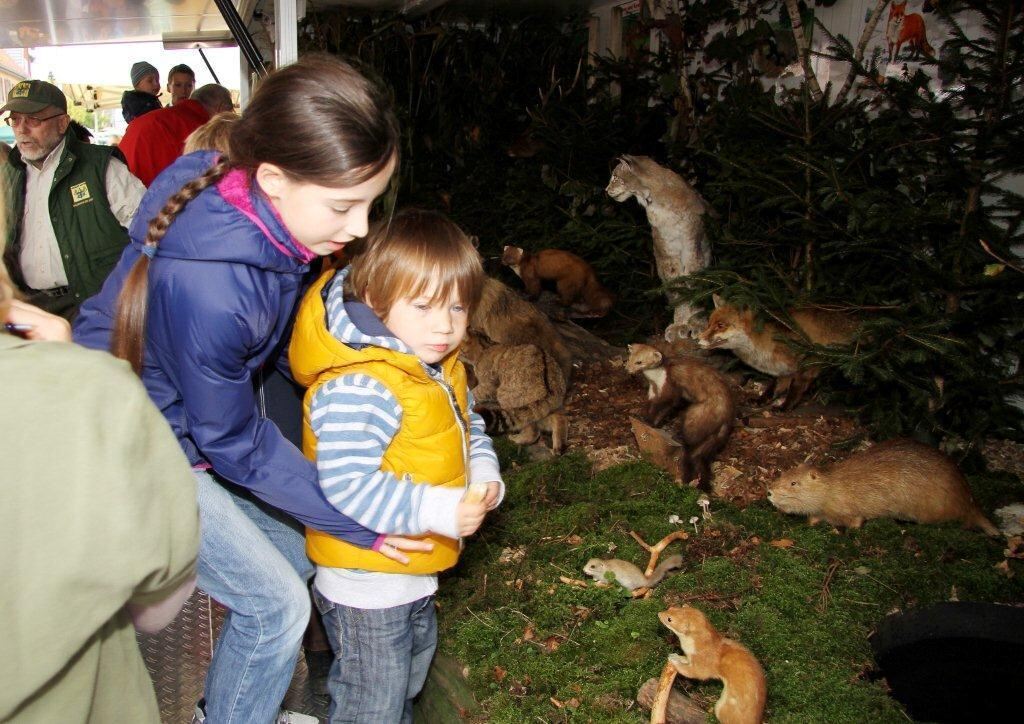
[606,155,711,342]
[625,343,735,487]
[469,277,573,381]
[887,1,934,61]
[460,334,568,454]
[501,245,614,317]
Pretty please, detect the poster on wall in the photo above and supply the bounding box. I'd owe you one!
[616,0,655,60]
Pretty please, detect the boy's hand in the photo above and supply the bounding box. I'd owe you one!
[482,481,501,510]
[378,536,434,565]
[5,299,71,342]
[456,500,487,537]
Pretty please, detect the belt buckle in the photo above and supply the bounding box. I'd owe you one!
[43,286,70,297]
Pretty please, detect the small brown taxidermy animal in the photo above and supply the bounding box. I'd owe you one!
[460,333,568,454]
[625,343,735,487]
[659,606,767,724]
[470,277,573,381]
[697,294,859,410]
[583,555,683,591]
[501,245,614,318]
[767,438,1000,536]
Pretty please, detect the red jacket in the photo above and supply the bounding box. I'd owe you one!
[117,100,210,186]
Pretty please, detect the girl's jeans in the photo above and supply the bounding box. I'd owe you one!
[312,587,437,724]
[194,470,314,724]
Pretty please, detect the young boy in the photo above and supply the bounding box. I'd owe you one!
[289,208,503,723]
[121,61,162,123]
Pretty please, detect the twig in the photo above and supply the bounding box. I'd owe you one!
[631,530,691,577]
[978,238,1024,274]
[817,559,842,613]
[650,660,678,724]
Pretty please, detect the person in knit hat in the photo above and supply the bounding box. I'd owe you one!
[121,61,162,123]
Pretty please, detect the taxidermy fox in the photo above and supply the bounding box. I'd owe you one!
[696,295,859,410]
[470,277,573,381]
[460,334,568,454]
[606,155,711,342]
[887,1,934,61]
[625,343,735,487]
[501,245,614,318]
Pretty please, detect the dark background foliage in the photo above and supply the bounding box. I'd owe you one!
[299,0,1023,446]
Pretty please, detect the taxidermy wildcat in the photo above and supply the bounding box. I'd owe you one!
[606,155,711,341]
[460,333,568,454]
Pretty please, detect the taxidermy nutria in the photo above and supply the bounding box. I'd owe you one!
[697,294,860,410]
[582,555,683,591]
[469,277,572,381]
[767,438,1000,535]
[605,155,711,341]
[659,606,767,724]
[625,343,734,487]
[500,245,614,318]
[460,333,568,454]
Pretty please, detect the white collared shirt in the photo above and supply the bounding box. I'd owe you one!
[20,138,145,290]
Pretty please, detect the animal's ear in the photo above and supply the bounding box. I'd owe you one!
[627,343,635,352]
[468,235,480,249]
[619,154,634,168]
[712,293,724,309]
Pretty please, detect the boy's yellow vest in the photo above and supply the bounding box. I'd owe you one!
[289,269,471,575]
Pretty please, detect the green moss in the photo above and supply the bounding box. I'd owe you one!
[437,457,1024,721]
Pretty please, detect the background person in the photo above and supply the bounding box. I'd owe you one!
[73,55,426,724]
[1,79,144,319]
[119,84,234,187]
[121,60,163,123]
[166,63,196,106]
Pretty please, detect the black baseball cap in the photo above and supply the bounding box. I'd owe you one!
[1,80,67,115]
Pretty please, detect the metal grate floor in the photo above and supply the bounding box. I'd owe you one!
[138,589,329,723]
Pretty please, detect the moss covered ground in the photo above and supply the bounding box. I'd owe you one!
[434,446,1024,722]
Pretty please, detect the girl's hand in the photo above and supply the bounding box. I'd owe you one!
[378,536,434,565]
[456,499,487,537]
[482,481,501,510]
[5,299,72,342]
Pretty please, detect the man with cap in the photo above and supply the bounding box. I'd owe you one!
[166,63,196,106]
[2,79,145,319]
[121,60,162,123]
[118,83,234,187]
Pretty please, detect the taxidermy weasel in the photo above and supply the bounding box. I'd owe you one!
[606,155,711,341]
[659,606,767,724]
[696,294,859,410]
[583,554,683,591]
[767,438,1000,535]
[501,245,614,318]
[625,343,735,487]
[470,277,573,381]
[460,333,568,454]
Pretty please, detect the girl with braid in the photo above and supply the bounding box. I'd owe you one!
[73,55,429,724]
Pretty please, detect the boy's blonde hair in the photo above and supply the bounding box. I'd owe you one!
[345,208,484,319]
[183,111,240,155]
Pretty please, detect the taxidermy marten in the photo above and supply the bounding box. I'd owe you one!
[625,343,734,487]
[501,246,614,318]
[697,294,860,410]
[470,277,573,381]
[460,333,568,454]
[659,606,767,724]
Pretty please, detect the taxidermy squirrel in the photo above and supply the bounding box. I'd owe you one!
[696,294,860,410]
[460,333,568,454]
[501,245,614,318]
[606,155,711,341]
[659,606,767,724]
[470,277,573,381]
[625,343,735,487]
[583,555,683,592]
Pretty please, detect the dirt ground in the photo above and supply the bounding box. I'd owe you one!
[547,343,1024,507]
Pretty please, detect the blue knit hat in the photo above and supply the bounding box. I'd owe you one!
[130,61,159,88]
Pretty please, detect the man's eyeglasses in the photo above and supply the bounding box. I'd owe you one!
[4,113,66,129]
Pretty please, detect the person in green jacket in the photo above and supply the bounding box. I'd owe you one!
[2,79,144,319]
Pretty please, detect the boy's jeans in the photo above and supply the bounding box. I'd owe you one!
[195,470,314,724]
[313,588,438,724]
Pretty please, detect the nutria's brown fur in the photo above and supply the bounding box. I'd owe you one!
[767,438,999,536]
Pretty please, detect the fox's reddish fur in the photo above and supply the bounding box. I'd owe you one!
[625,343,735,487]
[697,295,859,410]
[501,246,614,318]
[887,2,934,61]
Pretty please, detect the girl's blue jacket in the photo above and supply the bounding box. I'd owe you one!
[73,152,377,547]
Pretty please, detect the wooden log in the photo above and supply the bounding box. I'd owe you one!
[631,416,686,483]
[413,654,480,721]
[637,676,707,724]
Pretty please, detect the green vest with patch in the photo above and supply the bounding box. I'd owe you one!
[3,132,131,303]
